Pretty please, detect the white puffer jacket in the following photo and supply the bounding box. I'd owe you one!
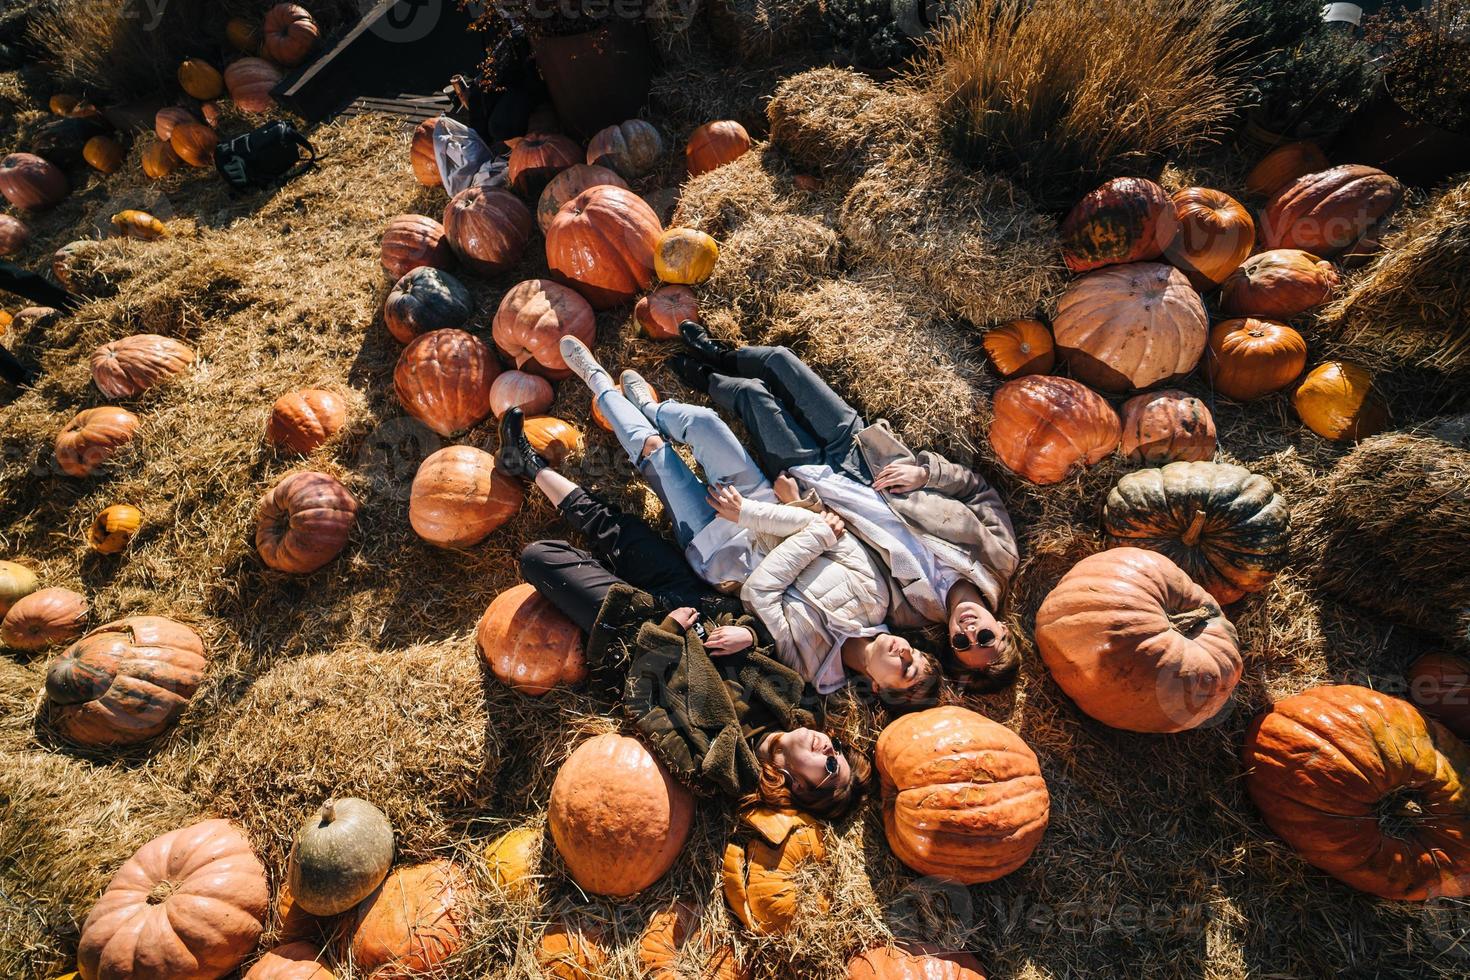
[737,499,892,694]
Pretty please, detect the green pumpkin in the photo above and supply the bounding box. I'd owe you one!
[287,797,395,916]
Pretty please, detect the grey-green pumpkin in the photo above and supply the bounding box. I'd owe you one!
[287,797,395,916]
[1102,460,1290,604]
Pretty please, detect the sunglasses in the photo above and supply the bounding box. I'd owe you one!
[952,628,996,652]
[786,736,846,790]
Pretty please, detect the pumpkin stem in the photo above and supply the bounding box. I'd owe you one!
[146,880,177,904]
[320,798,336,824]
[1167,606,1215,636]
[1180,510,1208,546]
[1377,790,1427,839]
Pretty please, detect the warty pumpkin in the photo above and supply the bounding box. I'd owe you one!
[1205,318,1307,401]
[847,944,988,980]
[383,266,473,344]
[288,797,395,917]
[409,445,523,548]
[523,415,584,467]
[1118,389,1216,465]
[44,615,206,745]
[655,227,719,285]
[489,370,554,419]
[635,285,699,340]
[340,860,473,978]
[545,184,663,309]
[0,560,38,616]
[56,406,140,477]
[492,278,596,379]
[380,213,453,280]
[110,209,167,240]
[141,140,184,180]
[686,120,751,176]
[0,152,68,210]
[485,825,540,896]
[83,135,126,175]
[178,58,225,100]
[538,920,609,980]
[91,334,195,398]
[1102,460,1290,604]
[982,318,1054,378]
[442,186,533,276]
[587,118,663,178]
[2,587,88,651]
[266,388,348,455]
[242,942,336,980]
[1163,187,1254,290]
[1260,165,1404,258]
[549,732,694,897]
[0,213,29,254]
[1242,684,1470,901]
[88,504,143,554]
[170,121,218,167]
[1245,141,1329,198]
[255,471,358,573]
[78,818,268,980]
[263,4,319,66]
[1293,360,1388,442]
[409,116,441,186]
[508,132,582,196]
[1053,262,1208,392]
[1218,249,1339,320]
[536,163,627,234]
[393,328,499,437]
[593,379,657,432]
[1059,177,1177,274]
[1408,653,1470,742]
[475,582,586,694]
[988,375,1120,485]
[225,57,284,113]
[1035,547,1242,732]
[722,807,827,935]
[639,902,747,980]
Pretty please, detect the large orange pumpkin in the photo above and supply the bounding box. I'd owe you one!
[635,285,699,340]
[981,318,1054,378]
[549,732,694,897]
[1205,318,1307,401]
[263,3,319,66]
[255,471,358,574]
[1242,685,1470,901]
[1059,177,1177,274]
[1245,141,1329,198]
[988,375,1120,485]
[508,132,582,195]
[722,807,827,935]
[383,266,473,344]
[1218,249,1339,320]
[56,406,140,477]
[639,902,747,980]
[243,942,336,980]
[686,120,751,176]
[538,920,609,980]
[225,57,283,113]
[170,121,218,168]
[1118,390,1215,465]
[587,118,664,178]
[91,334,195,398]
[0,213,29,254]
[2,587,88,651]
[546,184,663,309]
[492,278,597,379]
[536,163,627,234]
[409,117,441,187]
[442,186,533,277]
[847,944,988,980]
[341,860,473,978]
[0,152,68,210]
[475,582,586,695]
[266,388,349,455]
[1408,653,1470,742]
[1163,187,1254,290]
[1260,165,1404,258]
[876,705,1049,882]
[393,328,499,437]
[1052,262,1208,392]
[409,446,524,548]
[1293,360,1388,442]
[78,819,268,980]
[381,213,453,281]
[489,370,554,419]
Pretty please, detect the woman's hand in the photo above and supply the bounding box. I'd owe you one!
[873,462,929,494]
[707,483,744,522]
[668,607,700,630]
[774,473,801,503]
[819,510,846,537]
[705,626,755,656]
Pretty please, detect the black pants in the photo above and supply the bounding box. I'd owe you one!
[519,488,709,632]
[1,260,76,388]
[705,345,868,482]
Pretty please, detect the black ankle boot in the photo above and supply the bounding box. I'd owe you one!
[496,408,549,480]
[668,354,714,393]
[678,319,736,370]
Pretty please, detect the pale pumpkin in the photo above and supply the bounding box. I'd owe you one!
[492,278,596,379]
[381,213,453,280]
[1408,653,1470,741]
[0,560,38,616]
[255,471,358,573]
[393,328,499,437]
[1163,187,1254,290]
[56,406,140,478]
[722,807,827,935]
[1205,318,1307,401]
[340,860,472,978]
[91,334,195,398]
[225,58,283,113]
[1059,177,1177,273]
[2,587,88,651]
[243,942,336,980]
[847,944,988,980]
[488,370,554,419]
[88,504,143,554]
[655,228,719,285]
[686,120,751,176]
[485,826,540,896]
[988,375,1120,485]
[536,163,627,233]
[1260,165,1403,258]
[587,119,663,178]
[266,388,349,455]
[442,186,533,276]
[110,209,167,240]
[1118,390,1215,465]
[1293,360,1388,442]
[635,285,699,340]
[178,58,225,100]
[288,797,395,916]
[508,132,582,195]
[545,184,663,309]
[383,266,473,344]
[475,582,586,695]
[981,319,1054,378]
[1218,249,1339,320]
[409,446,523,548]
[263,3,319,66]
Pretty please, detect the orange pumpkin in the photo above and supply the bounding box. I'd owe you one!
[877,705,1049,882]
[686,120,751,176]
[1163,187,1254,290]
[722,807,827,935]
[594,379,657,432]
[545,184,663,309]
[587,118,664,178]
[1218,249,1339,320]
[0,213,29,254]
[536,163,627,234]
[635,285,699,340]
[0,152,68,210]
[110,209,167,240]
[78,819,268,980]
[1293,361,1388,442]
[489,370,555,419]
[1245,141,1329,198]
[538,920,609,980]
[178,58,225,100]
[83,135,125,175]
[393,328,499,437]
[1053,262,1208,392]
[1059,177,1177,274]
[44,616,206,745]
[655,227,719,285]
[2,587,88,651]
[1118,389,1215,465]
[227,16,263,52]
[381,213,453,280]
[1205,318,1307,401]
[1408,653,1470,742]
[550,732,694,897]
[255,471,358,574]
[266,388,349,455]
[56,406,140,477]
[988,375,1120,484]
[475,582,586,695]
[492,278,597,379]
[409,116,441,187]
[509,132,582,195]
[523,415,585,467]
[225,57,284,113]
[170,121,218,167]
[442,186,533,276]
[981,319,1054,378]
[142,141,184,180]
[383,266,473,344]
[88,504,143,555]
[639,902,747,980]
[155,105,196,141]
[91,334,195,398]
[49,93,80,115]
[409,446,524,549]
[1260,165,1404,258]
[341,860,472,978]
[847,944,988,980]
[1242,685,1470,900]
[485,826,540,895]
[243,941,336,980]
[263,3,319,66]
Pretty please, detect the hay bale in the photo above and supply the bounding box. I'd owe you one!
[766,67,940,178]
[1295,423,1470,648]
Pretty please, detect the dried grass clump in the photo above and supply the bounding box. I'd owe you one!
[766,67,940,178]
[1295,423,1470,648]
[707,0,829,62]
[919,0,1247,209]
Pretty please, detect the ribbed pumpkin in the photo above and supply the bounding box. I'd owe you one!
[1102,460,1291,604]
[227,16,262,52]
[274,879,324,945]
[1408,653,1470,741]
[1035,548,1242,732]
[722,807,827,935]
[243,942,336,980]
[489,370,554,419]
[1059,177,1177,274]
[409,446,523,548]
[523,415,584,467]
[225,57,283,113]
[686,120,751,176]
[981,319,1054,378]
[1218,249,1339,320]
[155,106,195,141]
[409,116,441,186]
[91,334,195,398]
[536,163,627,234]
[1293,360,1388,442]
[44,616,205,744]
[1053,262,1208,392]
[538,920,609,980]
[340,860,472,979]
[442,186,533,276]
[288,798,394,917]
[0,561,38,617]
[111,209,168,240]
[202,100,221,128]
[475,582,586,695]
[1205,318,1307,401]
[546,184,663,309]
[255,471,358,574]
[593,380,657,432]
[508,132,582,196]
[485,826,540,896]
[88,504,143,554]
[1163,187,1254,290]
[847,945,988,980]
[393,328,499,437]
[263,3,319,66]
[83,135,125,175]
[635,285,699,340]
[2,587,88,651]
[170,121,218,167]
[178,58,225,99]
[266,388,348,455]
[1245,141,1329,198]
[78,819,267,980]
[142,140,184,180]
[0,153,68,210]
[0,213,29,254]
[587,119,663,178]
[1260,165,1404,258]
[383,266,473,344]
[49,93,80,115]
[56,406,139,477]
[877,706,1050,882]
[492,279,596,379]
[1242,685,1470,901]
[1118,390,1215,465]
[638,902,747,980]
[988,375,1120,485]
[550,732,694,897]
[655,228,719,285]
[380,213,453,280]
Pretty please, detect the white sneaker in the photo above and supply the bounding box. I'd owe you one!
[560,336,611,394]
[620,369,658,414]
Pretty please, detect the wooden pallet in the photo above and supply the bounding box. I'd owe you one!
[332,92,455,127]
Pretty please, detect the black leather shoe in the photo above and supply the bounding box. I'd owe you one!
[496,407,549,480]
[667,354,714,393]
[678,319,736,369]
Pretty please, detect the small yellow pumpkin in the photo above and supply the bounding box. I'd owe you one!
[88,505,142,554]
[655,228,718,285]
[178,59,225,100]
[1293,361,1389,442]
[111,210,167,241]
[485,826,540,896]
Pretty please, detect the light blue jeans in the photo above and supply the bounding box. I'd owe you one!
[595,389,772,549]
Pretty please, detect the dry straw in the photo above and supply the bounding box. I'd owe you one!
[766,67,941,179]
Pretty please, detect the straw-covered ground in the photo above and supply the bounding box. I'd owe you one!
[3,22,1470,980]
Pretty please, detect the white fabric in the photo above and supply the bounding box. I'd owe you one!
[686,518,762,590]
[1323,3,1363,25]
[432,117,507,196]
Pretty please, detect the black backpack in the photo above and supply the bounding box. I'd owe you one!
[214,121,317,191]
